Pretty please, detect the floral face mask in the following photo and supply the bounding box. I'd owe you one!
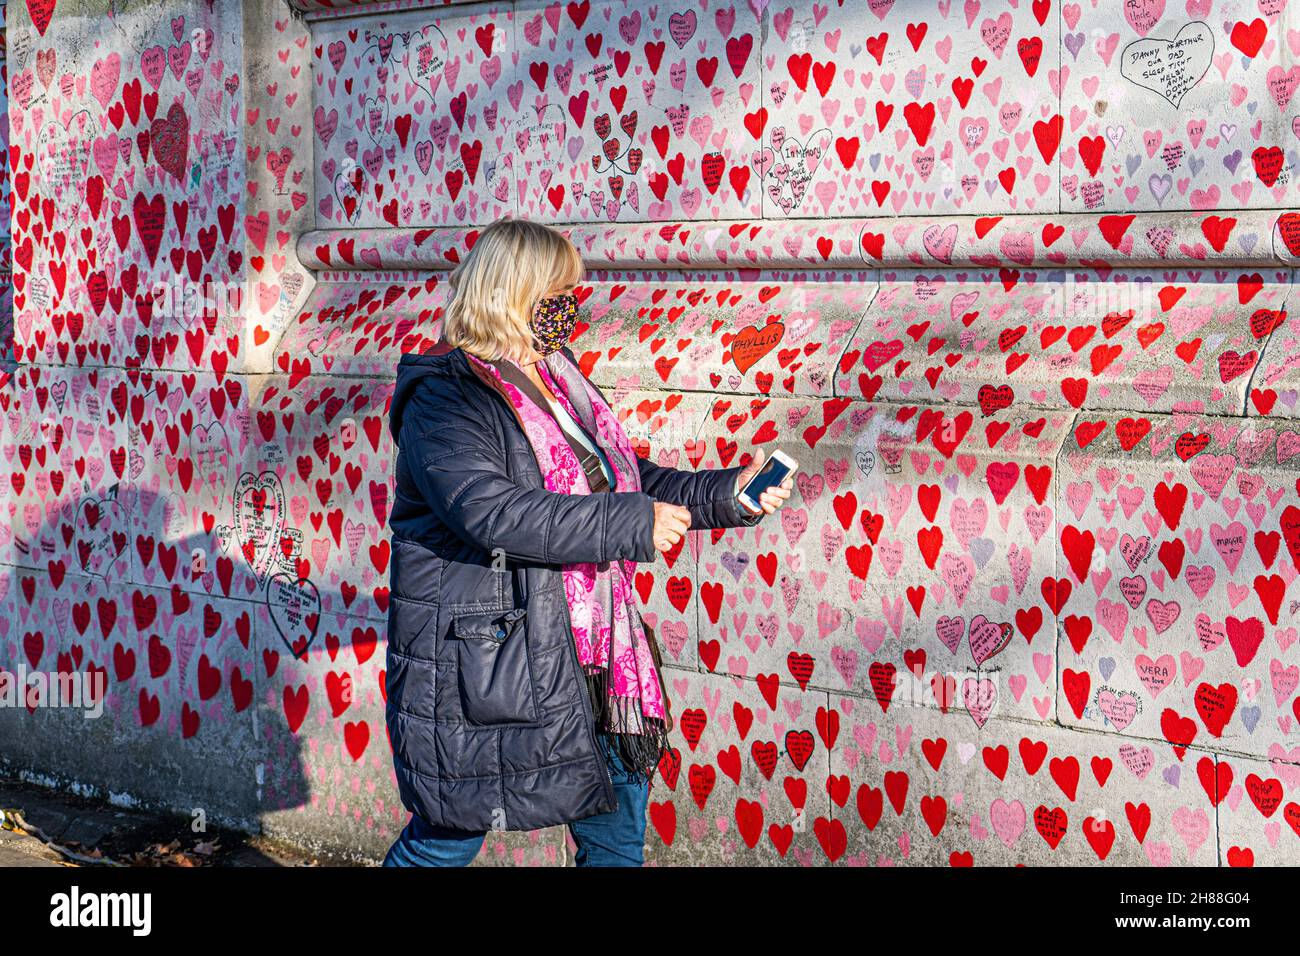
[530,292,580,356]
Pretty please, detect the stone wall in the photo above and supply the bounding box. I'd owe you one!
[3,0,1300,865]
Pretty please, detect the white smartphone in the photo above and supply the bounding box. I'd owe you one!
[737,449,798,512]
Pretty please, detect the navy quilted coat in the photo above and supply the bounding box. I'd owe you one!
[386,342,762,832]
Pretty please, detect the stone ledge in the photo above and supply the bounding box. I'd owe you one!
[298,211,1300,272]
[289,0,480,21]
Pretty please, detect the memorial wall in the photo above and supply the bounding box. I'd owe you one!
[3,0,1300,865]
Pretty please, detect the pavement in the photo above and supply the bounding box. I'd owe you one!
[0,824,66,867]
[0,776,328,868]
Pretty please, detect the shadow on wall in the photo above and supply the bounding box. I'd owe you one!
[0,366,565,865]
[0,477,312,850]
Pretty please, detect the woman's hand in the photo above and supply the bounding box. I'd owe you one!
[734,448,795,516]
[652,502,691,552]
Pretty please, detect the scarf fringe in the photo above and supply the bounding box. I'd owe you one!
[583,667,672,786]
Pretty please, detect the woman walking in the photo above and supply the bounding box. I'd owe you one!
[382,218,792,867]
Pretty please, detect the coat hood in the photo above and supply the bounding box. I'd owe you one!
[389,344,468,445]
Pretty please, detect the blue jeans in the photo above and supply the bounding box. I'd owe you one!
[382,733,650,867]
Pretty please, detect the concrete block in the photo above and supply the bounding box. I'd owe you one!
[513,0,763,223]
[833,268,1289,415]
[694,396,1069,726]
[0,574,263,832]
[8,0,249,372]
[1060,3,1300,213]
[644,668,833,865]
[1056,410,1300,760]
[756,0,1060,218]
[272,274,446,380]
[311,3,518,228]
[0,364,130,577]
[126,367,263,603]
[580,272,872,397]
[1248,273,1300,417]
[1212,749,1300,866]
[238,373,395,625]
[828,703,1223,866]
[255,605,399,863]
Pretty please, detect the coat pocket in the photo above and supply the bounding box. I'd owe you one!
[387,597,440,659]
[451,608,537,725]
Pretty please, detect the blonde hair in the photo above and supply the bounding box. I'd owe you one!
[442,218,585,362]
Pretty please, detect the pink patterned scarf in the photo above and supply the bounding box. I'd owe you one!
[464,348,670,776]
